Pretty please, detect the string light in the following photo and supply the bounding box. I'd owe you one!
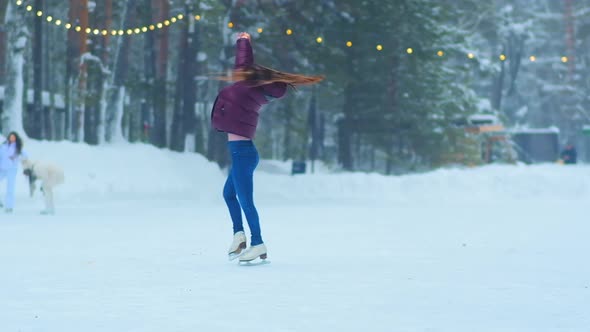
[118,30,124,36]
[406,48,413,54]
[227,22,234,28]
[17,0,186,37]
[467,53,475,59]
[195,15,201,21]
[102,30,108,36]
[316,37,323,44]
[499,54,506,61]
[257,28,263,33]
[127,29,133,35]
[561,56,568,63]
[530,56,536,62]
[346,41,353,47]
[437,50,444,57]
[376,44,383,51]
[286,29,293,35]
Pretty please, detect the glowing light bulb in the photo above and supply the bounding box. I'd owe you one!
[499,54,506,61]
[164,20,170,26]
[467,53,475,59]
[26,5,32,11]
[55,20,62,26]
[149,25,155,31]
[406,48,413,54]
[46,16,53,22]
[257,28,263,33]
[195,15,201,21]
[286,29,293,35]
[529,56,536,62]
[171,17,177,23]
[437,50,444,57]
[376,44,383,51]
[142,27,148,32]
[316,37,323,43]
[346,41,352,47]
[561,56,568,63]
[36,11,43,17]
[227,22,234,28]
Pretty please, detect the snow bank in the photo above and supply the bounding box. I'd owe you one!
[12,141,590,205]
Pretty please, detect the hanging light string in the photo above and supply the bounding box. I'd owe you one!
[15,0,189,36]
[15,0,572,63]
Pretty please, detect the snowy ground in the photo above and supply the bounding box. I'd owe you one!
[1,141,589,331]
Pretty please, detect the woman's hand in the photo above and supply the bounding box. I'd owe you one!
[237,32,251,41]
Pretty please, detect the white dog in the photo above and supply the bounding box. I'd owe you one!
[21,159,65,215]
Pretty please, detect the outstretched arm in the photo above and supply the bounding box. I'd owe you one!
[234,32,253,69]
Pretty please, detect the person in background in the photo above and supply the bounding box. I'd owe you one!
[560,143,577,165]
[212,32,324,262]
[0,132,28,213]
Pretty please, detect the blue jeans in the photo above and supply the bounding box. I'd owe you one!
[223,141,262,246]
[0,168,17,209]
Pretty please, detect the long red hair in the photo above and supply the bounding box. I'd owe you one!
[216,64,324,87]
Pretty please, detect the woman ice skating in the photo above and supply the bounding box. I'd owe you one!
[212,32,323,263]
[0,132,28,213]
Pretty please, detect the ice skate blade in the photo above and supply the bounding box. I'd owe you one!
[239,259,270,266]
[227,242,247,261]
[228,252,243,261]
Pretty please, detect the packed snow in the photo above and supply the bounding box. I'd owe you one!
[1,140,588,331]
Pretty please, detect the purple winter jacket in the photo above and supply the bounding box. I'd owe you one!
[211,38,288,139]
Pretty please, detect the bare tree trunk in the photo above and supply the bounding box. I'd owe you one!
[73,0,89,142]
[106,0,136,143]
[2,1,29,137]
[142,0,156,143]
[171,5,198,152]
[150,0,169,147]
[338,83,354,170]
[32,0,44,139]
[45,16,55,140]
[64,0,79,140]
